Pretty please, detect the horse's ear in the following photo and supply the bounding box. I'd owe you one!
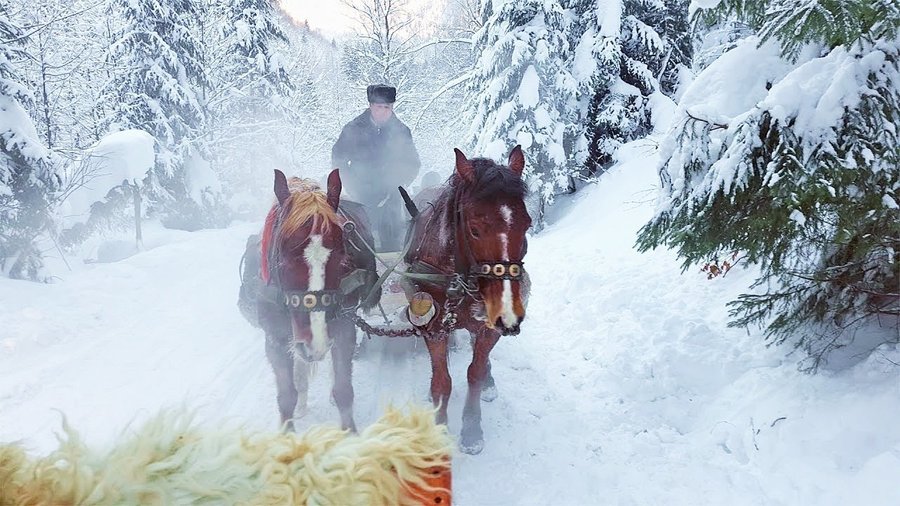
[454,148,474,182]
[326,168,341,211]
[274,169,290,205]
[508,145,524,177]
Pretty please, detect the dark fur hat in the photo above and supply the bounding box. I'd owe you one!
[367,84,396,104]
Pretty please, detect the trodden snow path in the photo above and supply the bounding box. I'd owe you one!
[2,141,899,505]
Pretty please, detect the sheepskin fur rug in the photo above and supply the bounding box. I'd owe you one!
[0,406,452,505]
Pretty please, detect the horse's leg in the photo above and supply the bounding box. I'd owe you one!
[460,327,501,454]
[293,355,309,419]
[331,319,357,432]
[265,334,298,431]
[424,332,451,425]
[481,358,497,402]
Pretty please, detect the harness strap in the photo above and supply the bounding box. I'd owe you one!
[258,283,283,304]
[362,221,419,308]
[337,200,443,308]
[406,260,454,285]
[282,289,343,312]
[260,207,278,284]
[339,268,373,295]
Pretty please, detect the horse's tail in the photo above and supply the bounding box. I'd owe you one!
[238,234,262,327]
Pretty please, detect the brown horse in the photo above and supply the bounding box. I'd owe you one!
[241,169,378,432]
[402,146,531,454]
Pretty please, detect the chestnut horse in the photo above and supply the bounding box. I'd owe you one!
[243,169,378,432]
[402,146,531,454]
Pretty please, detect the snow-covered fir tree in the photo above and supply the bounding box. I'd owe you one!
[206,0,292,203]
[569,0,691,176]
[19,0,112,152]
[0,5,59,280]
[637,0,900,369]
[103,0,227,231]
[219,0,290,104]
[466,0,577,226]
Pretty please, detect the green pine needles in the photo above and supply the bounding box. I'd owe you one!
[638,0,900,370]
[699,0,900,60]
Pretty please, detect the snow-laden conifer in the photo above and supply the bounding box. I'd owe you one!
[638,0,900,369]
[0,6,59,279]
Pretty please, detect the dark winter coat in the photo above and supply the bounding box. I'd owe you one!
[330,110,420,206]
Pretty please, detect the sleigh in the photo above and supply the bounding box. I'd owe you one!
[241,145,529,460]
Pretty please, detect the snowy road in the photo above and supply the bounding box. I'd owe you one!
[2,144,899,505]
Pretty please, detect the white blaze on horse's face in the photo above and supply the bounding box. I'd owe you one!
[498,205,518,329]
[500,205,513,226]
[302,234,331,359]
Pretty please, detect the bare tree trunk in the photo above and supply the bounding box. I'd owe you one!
[132,181,143,250]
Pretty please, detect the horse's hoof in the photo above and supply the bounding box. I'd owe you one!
[481,384,498,402]
[459,438,484,455]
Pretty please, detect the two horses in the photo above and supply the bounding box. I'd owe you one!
[242,146,530,454]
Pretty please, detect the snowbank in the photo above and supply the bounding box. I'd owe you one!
[59,130,155,225]
[1,137,897,505]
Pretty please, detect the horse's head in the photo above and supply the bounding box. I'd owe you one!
[270,169,347,361]
[453,146,531,335]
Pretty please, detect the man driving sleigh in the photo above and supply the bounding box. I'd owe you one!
[331,84,421,252]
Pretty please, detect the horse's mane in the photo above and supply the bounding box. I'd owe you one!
[407,157,527,264]
[449,158,527,201]
[278,177,340,238]
[426,158,527,214]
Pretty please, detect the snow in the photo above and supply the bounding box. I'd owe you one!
[184,151,222,204]
[761,45,888,146]
[2,140,899,504]
[0,94,49,162]
[689,0,723,16]
[572,27,599,82]
[517,64,539,108]
[647,90,677,134]
[596,0,622,38]
[657,34,899,222]
[59,129,155,225]
[678,37,792,121]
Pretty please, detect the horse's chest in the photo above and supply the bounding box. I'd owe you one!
[466,300,488,323]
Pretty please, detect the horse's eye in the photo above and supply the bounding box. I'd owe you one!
[470,227,481,238]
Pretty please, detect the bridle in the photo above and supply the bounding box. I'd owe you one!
[282,289,344,316]
[446,188,526,298]
[267,206,351,320]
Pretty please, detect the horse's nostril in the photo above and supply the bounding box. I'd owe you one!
[502,324,520,336]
